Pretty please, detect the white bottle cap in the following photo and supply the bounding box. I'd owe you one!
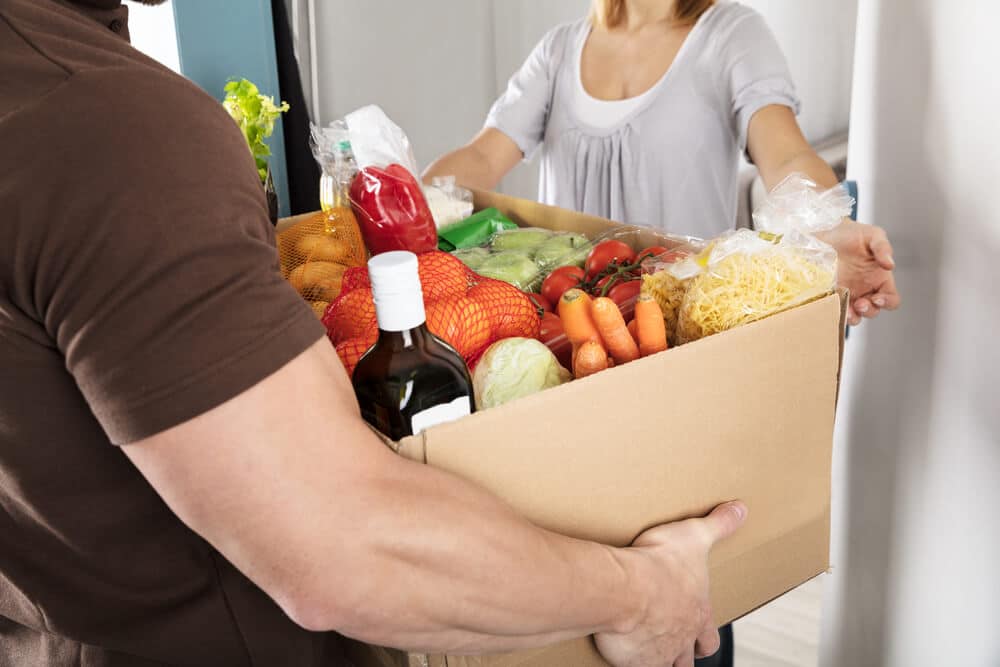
[368,251,426,332]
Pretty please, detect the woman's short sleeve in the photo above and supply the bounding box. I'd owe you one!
[721,9,801,154]
[485,25,568,160]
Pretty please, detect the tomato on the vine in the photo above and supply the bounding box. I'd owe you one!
[527,292,553,315]
[608,280,642,320]
[585,240,637,279]
[541,266,585,306]
[593,275,615,296]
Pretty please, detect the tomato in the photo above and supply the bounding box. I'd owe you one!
[658,249,691,264]
[538,312,573,370]
[636,245,671,262]
[608,280,642,321]
[593,275,613,296]
[527,292,553,314]
[541,266,585,306]
[585,240,637,279]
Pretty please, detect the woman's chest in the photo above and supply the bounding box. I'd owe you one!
[547,58,733,153]
[580,28,692,101]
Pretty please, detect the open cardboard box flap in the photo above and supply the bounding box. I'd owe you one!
[280,193,847,667]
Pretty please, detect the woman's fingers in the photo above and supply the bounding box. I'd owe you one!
[867,226,896,270]
[847,303,862,326]
[872,274,902,311]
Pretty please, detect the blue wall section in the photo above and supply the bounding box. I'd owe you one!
[172,0,290,218]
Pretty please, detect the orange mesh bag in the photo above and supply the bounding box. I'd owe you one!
[322,251,541,376]
[277,208,367,315]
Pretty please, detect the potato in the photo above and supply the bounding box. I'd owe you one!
[295,233,353,264]
[310,300,331,319]
[288,261,347,301]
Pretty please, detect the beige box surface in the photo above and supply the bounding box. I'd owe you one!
[281,191,846,667]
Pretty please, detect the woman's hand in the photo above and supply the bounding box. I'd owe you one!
[817,221,901,325]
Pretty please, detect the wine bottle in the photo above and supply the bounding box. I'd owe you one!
[352,251,474,440]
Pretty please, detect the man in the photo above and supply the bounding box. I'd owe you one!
[0,1,746,665]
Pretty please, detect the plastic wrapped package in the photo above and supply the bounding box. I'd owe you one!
[424,176,474,229]
[448,224,598,292]
[349,163,438,255]
[311,106,436,255]
[438,208,517,252]
[671,173,851,344]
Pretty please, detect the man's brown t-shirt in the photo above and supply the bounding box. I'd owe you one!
[0,0,347,664]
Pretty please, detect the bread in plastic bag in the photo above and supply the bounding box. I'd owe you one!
[671,173,849,343]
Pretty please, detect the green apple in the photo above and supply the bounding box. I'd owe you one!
[490,228,552,252]
[475,252,542,291]
[533,233,592,269]
[451,247,491,271]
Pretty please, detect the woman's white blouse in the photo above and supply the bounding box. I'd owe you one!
[485,1,800,239]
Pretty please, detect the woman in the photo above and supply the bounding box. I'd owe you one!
[425,0,899,326]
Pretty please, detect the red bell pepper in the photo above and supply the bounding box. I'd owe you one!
[349,163,438,255]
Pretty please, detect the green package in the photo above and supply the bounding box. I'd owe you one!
[438,208,517,251]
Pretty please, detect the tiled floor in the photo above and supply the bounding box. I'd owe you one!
[733,576,825,667]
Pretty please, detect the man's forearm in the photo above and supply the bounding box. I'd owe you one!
[317,451,643,653]
[128,341,646,655]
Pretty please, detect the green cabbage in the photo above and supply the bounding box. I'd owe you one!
[473,338,571,410]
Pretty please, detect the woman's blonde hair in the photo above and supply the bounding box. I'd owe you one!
[590,0,715,28]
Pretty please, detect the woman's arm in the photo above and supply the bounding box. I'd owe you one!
[423,128,524,191]
[747,105,901,324]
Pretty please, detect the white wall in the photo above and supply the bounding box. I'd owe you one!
[301,1,857,200]
[743,0,857,145]
[123,0,180,73]
[821,1,1000,665]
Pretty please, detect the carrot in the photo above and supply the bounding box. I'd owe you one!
[574,340,609,378]
[591,297,640,365]
[627,318,639,345]
[635,294,668,357]
[558,289,600,346]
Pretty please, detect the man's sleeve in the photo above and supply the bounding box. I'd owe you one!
[34,68,326,444]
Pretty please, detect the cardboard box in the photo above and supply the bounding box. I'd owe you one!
[279,192,846,667]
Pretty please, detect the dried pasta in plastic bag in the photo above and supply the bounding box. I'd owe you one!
[671,174,848,343]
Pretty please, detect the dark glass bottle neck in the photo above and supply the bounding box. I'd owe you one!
[375,323,433,352]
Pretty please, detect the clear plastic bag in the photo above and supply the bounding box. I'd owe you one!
[670,173,846,344]
[343,105,420,176]
[423,176,474,229]
[451,226,592,292]
[327,106,437,255]
[309,119,356,212]
[752,172,854,235]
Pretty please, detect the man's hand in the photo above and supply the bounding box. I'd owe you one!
[595,502,747,667]
[818,221,901,325]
